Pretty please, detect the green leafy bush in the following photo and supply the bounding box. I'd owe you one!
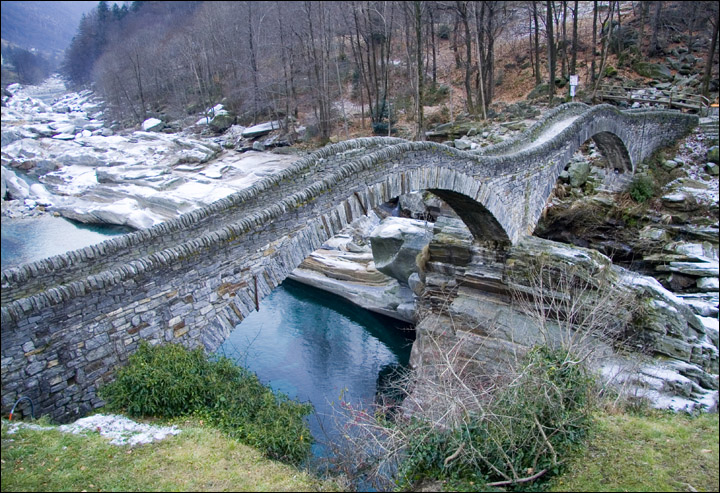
[100,342,312,463]
[628,175,656,203]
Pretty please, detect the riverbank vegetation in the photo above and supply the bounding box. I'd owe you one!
[100,341,312,464]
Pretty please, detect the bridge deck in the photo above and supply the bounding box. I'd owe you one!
[1,104,697,308]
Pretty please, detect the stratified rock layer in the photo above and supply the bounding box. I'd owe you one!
[411,217,719,411]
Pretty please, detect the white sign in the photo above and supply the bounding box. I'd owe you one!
[570,75,579,86]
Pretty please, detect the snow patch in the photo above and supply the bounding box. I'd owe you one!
[4,414,181,446]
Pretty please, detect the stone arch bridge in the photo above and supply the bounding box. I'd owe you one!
[1,103,697,421]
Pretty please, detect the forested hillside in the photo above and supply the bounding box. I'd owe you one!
[1,1,96,86]
[61,1,719,141]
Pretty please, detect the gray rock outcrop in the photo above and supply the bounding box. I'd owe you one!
[411,217,719,412]
[370,217,433,285]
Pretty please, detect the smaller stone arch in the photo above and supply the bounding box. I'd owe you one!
[358,165,514,246]
[591,131,633,173]
[427,189,510,244]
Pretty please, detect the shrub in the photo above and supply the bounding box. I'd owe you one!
[100,342,312,463]
[396,346,594,490]
[628,175,656,203]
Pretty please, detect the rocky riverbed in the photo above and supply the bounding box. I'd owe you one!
[1,76,302,229]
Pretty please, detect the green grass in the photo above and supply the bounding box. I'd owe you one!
[3,408,718,492]
[1,418,337,492]
[549,409,719,492]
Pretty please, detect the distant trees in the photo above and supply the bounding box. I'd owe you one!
[60,0,719,135]
[2,46,52,85]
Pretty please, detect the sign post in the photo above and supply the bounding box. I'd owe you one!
[569,75,579,102]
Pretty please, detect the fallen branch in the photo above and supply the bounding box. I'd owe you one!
[486,468,548,487]
[443,442,465,467]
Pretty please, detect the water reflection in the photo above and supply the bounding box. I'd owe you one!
[217,278,414,457]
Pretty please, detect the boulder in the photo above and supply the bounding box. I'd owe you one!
[707,146,719,164]
[527,83,549,100]
[454,139,472,150]
[242,121,281,139]
[370,217,433,284]
[209,112,236,133]
[2,127,34,146]
[568,160,591,188]
[142,118,164,132]
[662,159,679,170]
[1,166,31,199]
[697,277,719,292]
[633,62,674,82]
[398,192,428,219]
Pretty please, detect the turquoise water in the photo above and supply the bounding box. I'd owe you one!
[217,279,414,458]
[1,215,131,269]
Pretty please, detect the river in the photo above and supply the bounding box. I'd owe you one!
[1,217,414,460]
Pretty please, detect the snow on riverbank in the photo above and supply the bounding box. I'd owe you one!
[3,414,181,446]
[2,76,302,228]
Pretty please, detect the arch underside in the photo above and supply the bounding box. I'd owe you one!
[428,189,510,244]
[591,131,633,173]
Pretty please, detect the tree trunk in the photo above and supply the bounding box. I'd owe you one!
[430,6,437,86]
[561,0,567,79]
[591,0,598,82]
[702,17,718,97]
[571,0,578,74]
[533,1,542,85]
[457,1,474,113]
[453,10,462,69]
[649,1,662,57]
[547,0,556,103]
[529,6,535,82]
[415,1,424,140]
[638,1,649,53]
[485,2,495,106]
[247,2,259,124]
[474,2,487,119]
[615,0,624,55]
[592,1,615,101]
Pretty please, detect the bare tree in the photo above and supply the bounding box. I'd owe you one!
[533,0,543,85]
[702,11,719,98]
[456,1,475,113]
[547,0,556,103]
[570,0,578,75]
[648,1,663,57]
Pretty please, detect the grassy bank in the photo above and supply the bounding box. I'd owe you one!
[550,409,719,492]
[1,418,336,492]
[2,408,718,492]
